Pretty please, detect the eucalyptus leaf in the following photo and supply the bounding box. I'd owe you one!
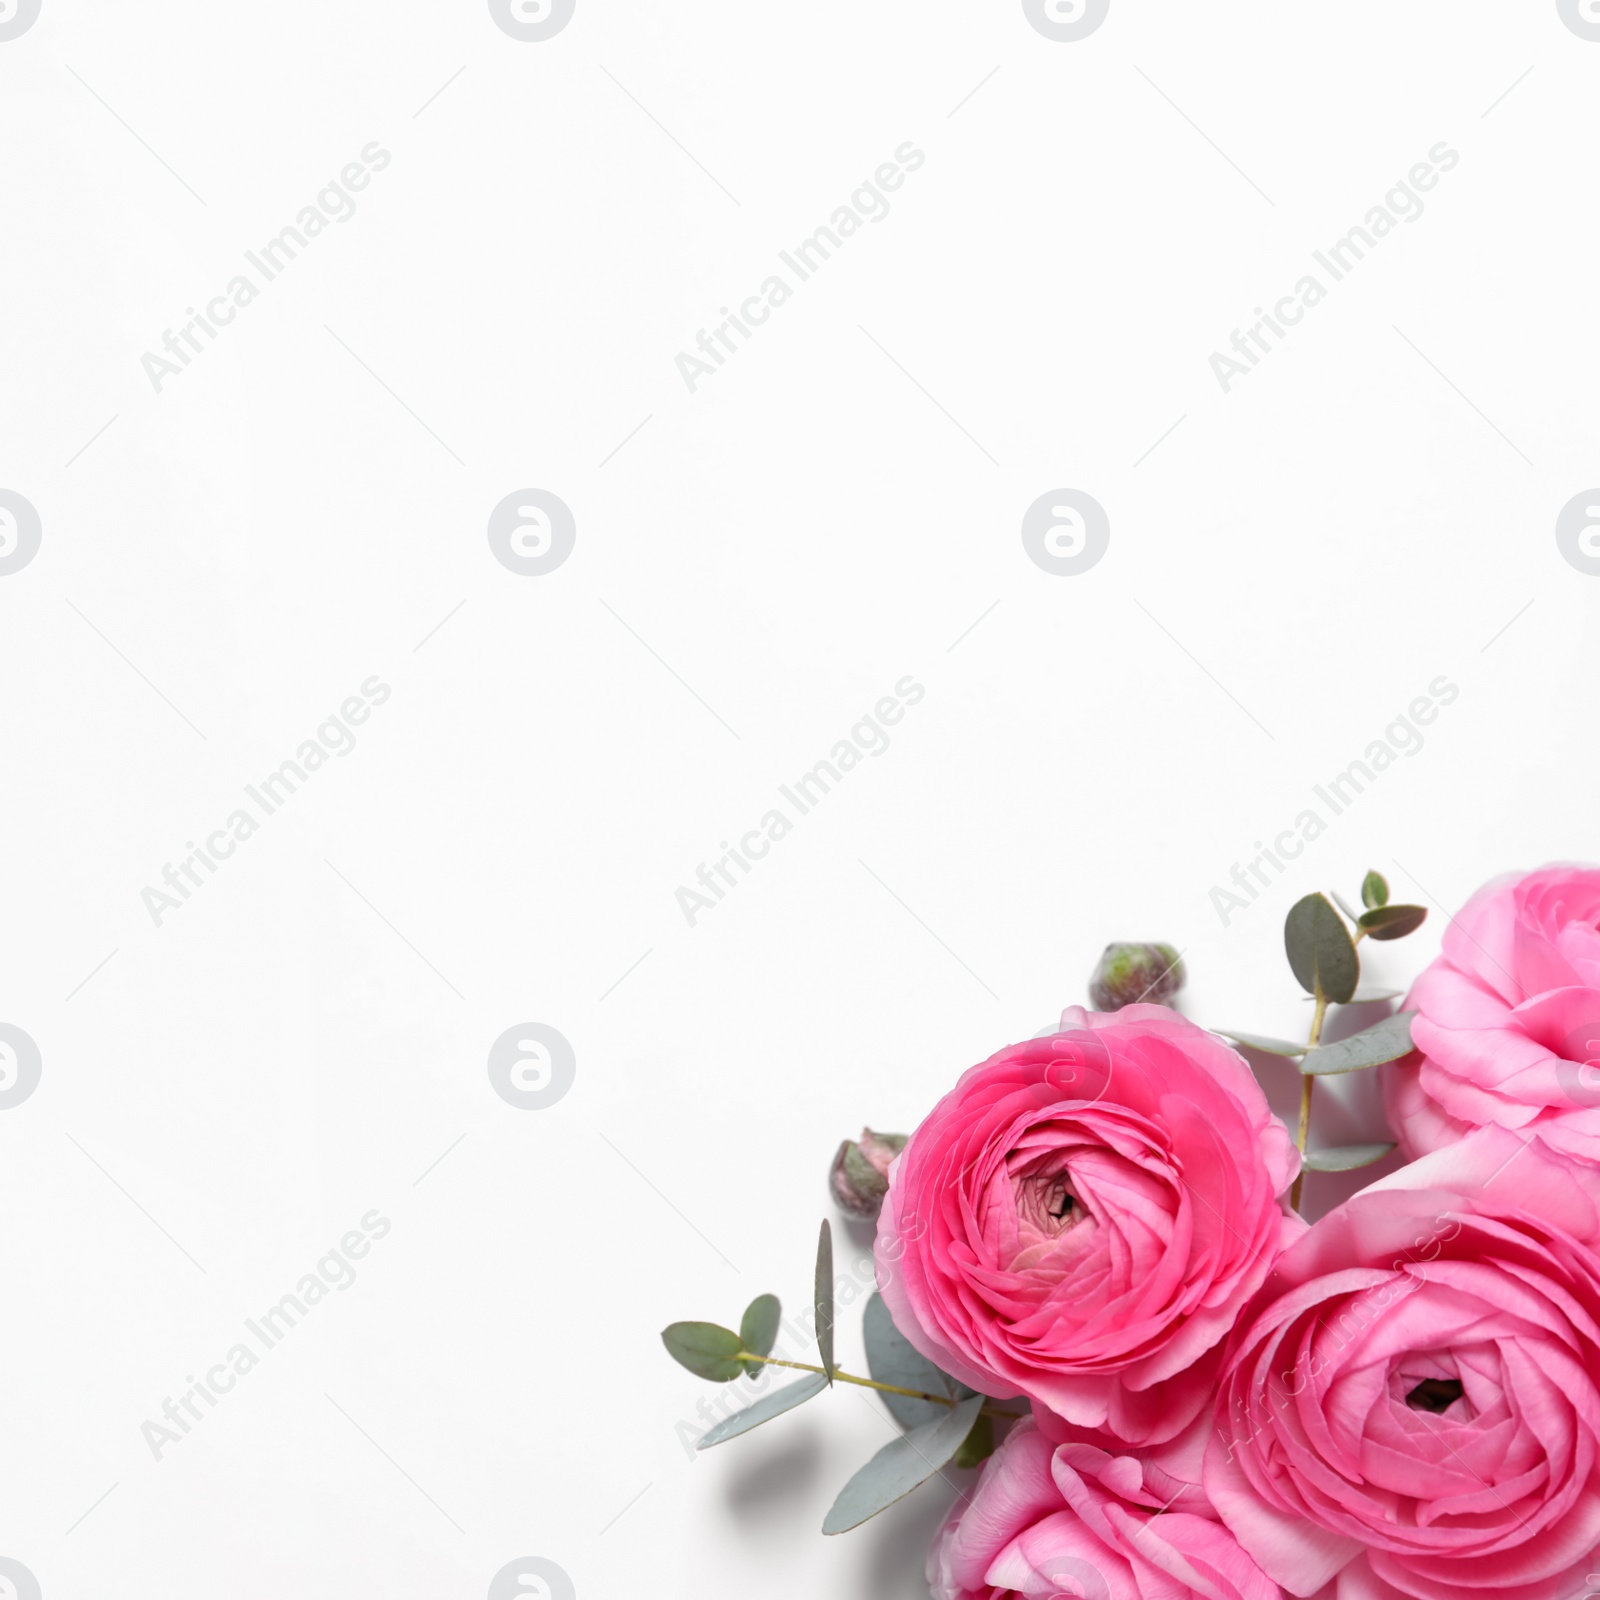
[1362,870,1390,910]
[740,1294,781,1362]
[822,1394,985,1534]
[696,1372,830,1449]
[952,1411,995,1468]
[815,1219,835,1384]
[661,1321,745,1383]
[1300,1010,1417,1075]
[1301,987,1402,1004]
[1284,893,1359,1005]
[1304,1142,1397,1172]
[1359,903,1428,941]
[863,1292,974,1430]
[1216,1029,1309,1058]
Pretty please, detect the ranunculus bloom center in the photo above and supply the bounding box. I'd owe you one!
[1207,1129,1600,1600]
[1405,1375,1465,1413]
[876,1005,1298,1445]
[993,1116,1184,1299]
[1009,1155,1086,1243]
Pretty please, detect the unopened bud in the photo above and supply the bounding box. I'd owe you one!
[1089,942,1185,1011]
[829,1128,908,1220]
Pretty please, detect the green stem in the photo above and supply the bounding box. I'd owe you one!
[737,1353,1023,1420]
[1288,989,1329,1213]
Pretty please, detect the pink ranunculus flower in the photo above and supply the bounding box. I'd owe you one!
[929,1417,1283,1600]
[1205,1126,1600,1600]
[874,1005,1300,1445]
[1384,864,1600,1159]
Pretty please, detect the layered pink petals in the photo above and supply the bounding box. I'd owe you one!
[1383,865,1600,1159]
[930,1419,1283,1600]
[876,1005,1298,1444]
[1205,1127,1600,1600]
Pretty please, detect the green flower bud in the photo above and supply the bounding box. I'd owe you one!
[1089,942,1185,1012]
[829,1128,909,1220]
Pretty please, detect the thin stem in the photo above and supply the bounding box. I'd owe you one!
[737,1353,1023,1420]
[1288,990,1330,1213]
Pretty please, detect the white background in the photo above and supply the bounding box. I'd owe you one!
[2,2,1597,1596]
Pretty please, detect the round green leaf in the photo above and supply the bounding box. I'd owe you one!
[1301,987,1402,1004]
[1284,892,1359,1004]
[1361,870,1390,910]
[740,1294,781,1362]
[1359,903,1427,941]
[661,1321,745,1383]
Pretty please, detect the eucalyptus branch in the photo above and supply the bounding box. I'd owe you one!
[737,1352,1023,1420]
[1289,989,1330,1213]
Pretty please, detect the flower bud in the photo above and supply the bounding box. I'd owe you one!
[829,1128,909,1220]
[1088,942,1185,1012]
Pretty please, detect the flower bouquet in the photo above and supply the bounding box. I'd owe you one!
[661,866,1600,1600]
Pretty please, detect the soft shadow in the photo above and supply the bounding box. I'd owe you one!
[1239,997,1411,1222]
[722,1424,825,1517]
[1321,997,1396,1045]
[839,1213,878,1260]
[854,1469,962,1600]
